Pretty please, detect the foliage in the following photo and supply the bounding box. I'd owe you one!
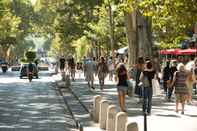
[1,0,197,62]
[73,36,91,61]
[25,50,36,62]
[0,11,22,46]
[126,0,197,49]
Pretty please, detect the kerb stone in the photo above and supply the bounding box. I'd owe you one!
[93,95,102,122]
[125,122,138,131]
[115,112,127,131]
[99,100,109,129]
[106,105,117,131]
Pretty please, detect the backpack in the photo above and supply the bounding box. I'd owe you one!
[28,63,34,72]
[143,74,150,87]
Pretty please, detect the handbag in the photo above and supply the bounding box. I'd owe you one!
[152,78,161,96]
[127,79,134,97]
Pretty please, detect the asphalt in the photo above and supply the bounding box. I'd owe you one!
[54,72,197,131]
[0,70,76,131]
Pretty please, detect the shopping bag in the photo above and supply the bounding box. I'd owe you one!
[127,79,135,97]
[152,78,161,96]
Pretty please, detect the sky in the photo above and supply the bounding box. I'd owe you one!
[31,0,37,6]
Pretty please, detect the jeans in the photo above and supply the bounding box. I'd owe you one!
[168,87,174,99]
[143,87,153,113]
[163,80,168,95]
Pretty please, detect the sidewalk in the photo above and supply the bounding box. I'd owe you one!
[55,72,197,131]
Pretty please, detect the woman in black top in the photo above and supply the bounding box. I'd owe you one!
[115,63,129,112]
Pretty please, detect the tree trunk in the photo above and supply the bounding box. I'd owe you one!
[1,45,9,61]
[108,4,115,65]
[124,11,138,66]
[137,11,153,58]
[124,10,153,66]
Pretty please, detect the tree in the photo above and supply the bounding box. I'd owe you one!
[0,10,22,60]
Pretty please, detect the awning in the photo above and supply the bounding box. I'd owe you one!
[175,48,196,55]
[160,48,196,55]
[117,47,128,54]
[160,49,179,55]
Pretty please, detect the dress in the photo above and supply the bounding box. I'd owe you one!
[174,71,188,102]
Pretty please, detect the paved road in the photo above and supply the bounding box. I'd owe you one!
[55,72,197,131]
[0,71,76,131]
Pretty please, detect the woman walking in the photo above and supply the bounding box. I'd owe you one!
[171,63,189,114]
[97,57,108,90]
[140,60,156,115]
[115,63,129,112]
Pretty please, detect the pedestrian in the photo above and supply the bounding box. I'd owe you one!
[76,62,83,78]
[170,63,189,114]
[84,57,97,89]
[68,57,76,81]
[162,60,171,99]
[83,56,87,78]
[59,56,66,73]
[168,60,177,101]
[115,63,129,112]
[134,57,145,103]
[193,58,197,95]
[186,69,194,104]
[97,56,108,90]
[139,60,156,115]
[107,56,115,81]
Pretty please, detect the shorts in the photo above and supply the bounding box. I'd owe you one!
[117,86,128,92]
[86,73,94,81]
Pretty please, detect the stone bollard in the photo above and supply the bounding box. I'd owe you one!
[93,95,102,122]
[106,105,117,131]
[115,112,127,131]
[125,122,138,131]
[99,100,109,129]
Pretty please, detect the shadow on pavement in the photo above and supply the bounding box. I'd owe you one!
[155,114,181,118]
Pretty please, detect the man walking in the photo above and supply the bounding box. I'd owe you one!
[84,57,97,89]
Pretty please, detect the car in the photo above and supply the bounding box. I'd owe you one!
[11,65,21,71]
[20,63,39,79]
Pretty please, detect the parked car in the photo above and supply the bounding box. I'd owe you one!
[11,65,21,71]
[20,63,38,79]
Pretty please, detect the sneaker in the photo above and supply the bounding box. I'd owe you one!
[181,111,184,115]
[147,112,151,116]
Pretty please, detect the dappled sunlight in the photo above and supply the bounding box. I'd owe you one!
[0,71,76,130]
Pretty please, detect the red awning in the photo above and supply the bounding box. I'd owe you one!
[160,49,179,55]
[175,49,196,55]
[160,49,196,55]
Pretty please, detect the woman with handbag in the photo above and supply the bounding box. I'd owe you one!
[140,60,156,115]
[115,63,130,112]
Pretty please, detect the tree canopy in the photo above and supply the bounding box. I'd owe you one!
[0,0,197,63]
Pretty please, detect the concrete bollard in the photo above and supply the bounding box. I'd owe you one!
[125,122,138,131]
[99,100,109,129]
[93,95,102,122]
[115,112,127,131]
[106,105,117,131]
